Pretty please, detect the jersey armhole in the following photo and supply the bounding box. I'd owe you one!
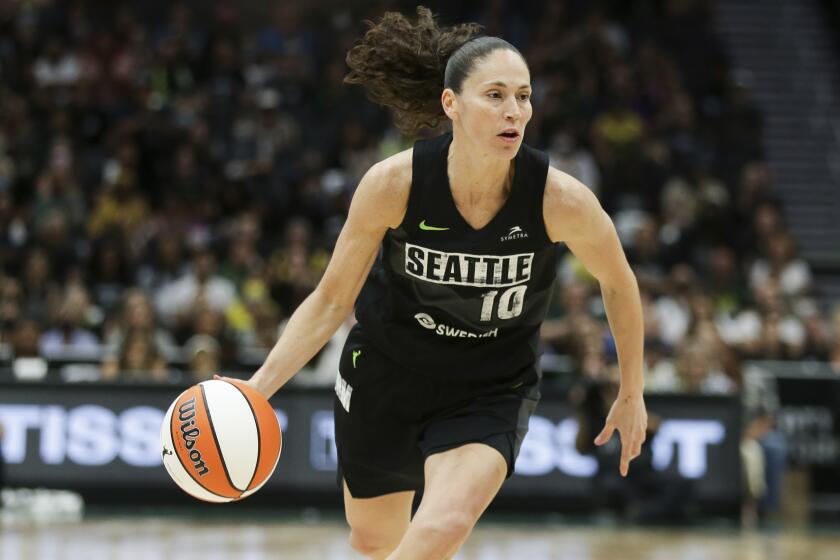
[528,146,555,247]
[394,139,428,232]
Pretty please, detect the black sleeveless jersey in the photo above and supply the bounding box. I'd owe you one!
[354,133,557,384]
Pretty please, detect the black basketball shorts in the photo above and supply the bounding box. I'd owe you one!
[333,326,541,499]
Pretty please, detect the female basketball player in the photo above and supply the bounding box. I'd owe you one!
[226,8,647,559]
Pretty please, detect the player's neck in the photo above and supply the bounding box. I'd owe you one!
[447,136,513,205]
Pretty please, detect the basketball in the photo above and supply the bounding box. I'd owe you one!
[160,379,282,503]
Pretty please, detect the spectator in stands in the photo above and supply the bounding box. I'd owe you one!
[39,283,99,360]
[34,207,78,281]
[0,277,23,346]
[88,236,136,313]
[547,129,600,196]
[704,246,748,318]
[154,246,236,330]
[653,264,697,347]
[643,337,679,393]
[800,307,832,361]
[0,190,25,268]
[33,37,81,89]
[656,178,699,267]
[741,363,786,527]
[136,234,188,294]
[749,281,806,359]
[20,248,59,326]
[626,216,668,295]
[184,333,221,382]
[734,163,776,240]
[219,234,263,291]
[190,306,235,368]
[267,220,325,316]
[103,289,178,365]
[9,319,47,381]
[540,280,597,354]
[831,305,840,374]
[32,146,86,234]
[87,143,149,241]
[719,278,803,360]
[683,293,742,391]
[675,342,735,394]
[685,293,724,347]
[100,328,168,382]
[748,202,785,259]
[573,318,609,380]
[749,231,813,299]
[226,272,279,349]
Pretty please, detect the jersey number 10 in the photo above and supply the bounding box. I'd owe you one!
[480,285,527,321]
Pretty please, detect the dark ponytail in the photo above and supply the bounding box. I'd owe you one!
[345,7,524,137]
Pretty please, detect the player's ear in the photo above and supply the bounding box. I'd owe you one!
[442,88,458,122]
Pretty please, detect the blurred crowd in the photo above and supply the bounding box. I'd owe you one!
[0,0,838,391]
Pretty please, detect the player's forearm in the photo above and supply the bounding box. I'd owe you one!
[600,272,645,395]
[250,288,352,398]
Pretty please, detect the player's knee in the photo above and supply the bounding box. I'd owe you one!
[413,510,474,548]
[348,526,401,559]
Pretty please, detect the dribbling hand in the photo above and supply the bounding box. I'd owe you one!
[593,391,648,477]
[212,374,264,396]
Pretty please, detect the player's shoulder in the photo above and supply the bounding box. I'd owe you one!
[543,166,602,242]
[353,148,413,229]
[366,148,413,190]
[544,166,597,213]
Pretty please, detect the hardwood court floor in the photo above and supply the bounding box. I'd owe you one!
[2,516,840,560]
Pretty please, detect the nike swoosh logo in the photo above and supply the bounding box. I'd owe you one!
[352,350,362,368]
[419,220,450,231]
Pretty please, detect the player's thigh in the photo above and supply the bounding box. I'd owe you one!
[343,480,414,543]
[417,443,507,526]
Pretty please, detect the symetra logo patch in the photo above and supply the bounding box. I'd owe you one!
[404,243,533,287]
[501,225,528,242]
[413,313,498,339]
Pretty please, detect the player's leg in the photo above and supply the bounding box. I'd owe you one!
[344,481,415,559]
[334,328,427,558]
[386,443,507,559]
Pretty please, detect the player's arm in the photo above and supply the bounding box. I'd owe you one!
[543,167,647,477]
[246,151,412,398]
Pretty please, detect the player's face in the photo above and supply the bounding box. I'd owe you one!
[444,49,533,158]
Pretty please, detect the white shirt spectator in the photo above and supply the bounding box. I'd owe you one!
[549,149,601,197]
[155,274,236,327]
[726,309,806,348]
[749,259,812,297]
[645,358,680,393]
[696,370,737,395]
[654,296,690,346]
[39,328,100,359]
[33,54,81,87]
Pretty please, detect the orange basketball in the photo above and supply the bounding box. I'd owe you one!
[160,379,282,503]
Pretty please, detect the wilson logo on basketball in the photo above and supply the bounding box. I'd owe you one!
[178,398,210,477]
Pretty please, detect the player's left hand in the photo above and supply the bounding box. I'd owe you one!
[213,374,262,395]
[593,390,648,477]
